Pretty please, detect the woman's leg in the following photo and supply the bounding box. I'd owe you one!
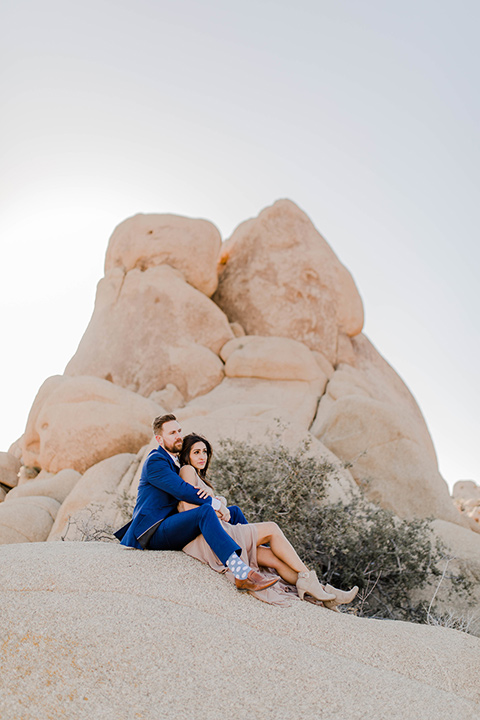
[254,522,308,576]
[256,546,298,585]
[254,522,340,602]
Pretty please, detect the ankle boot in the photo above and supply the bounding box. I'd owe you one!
[322,584,359,611]
[296,571,336,602]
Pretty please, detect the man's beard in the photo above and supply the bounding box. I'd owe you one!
[165,437,183,454]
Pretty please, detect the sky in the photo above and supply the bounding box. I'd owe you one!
[1,0,478,490]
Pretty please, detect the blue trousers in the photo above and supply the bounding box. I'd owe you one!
[147,504,247,565]
[227,505,248,525]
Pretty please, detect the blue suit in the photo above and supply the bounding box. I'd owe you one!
[114,445,242,564]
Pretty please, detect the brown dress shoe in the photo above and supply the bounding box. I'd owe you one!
[235,570,279,592]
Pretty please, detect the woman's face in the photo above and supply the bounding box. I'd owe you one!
[189,441,208,471]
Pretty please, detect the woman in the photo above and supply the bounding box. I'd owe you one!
[178,433,358,609]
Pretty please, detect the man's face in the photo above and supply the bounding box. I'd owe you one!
[156,420,183,454]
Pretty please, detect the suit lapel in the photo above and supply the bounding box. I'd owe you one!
[156,445,180,473]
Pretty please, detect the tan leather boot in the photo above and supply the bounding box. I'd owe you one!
[322,584,359,611]
[296,571,336,602]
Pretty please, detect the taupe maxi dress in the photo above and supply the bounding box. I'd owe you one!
[180,473,296,606]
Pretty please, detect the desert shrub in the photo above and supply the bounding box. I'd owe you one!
[61,505,117,542]
[209,436,474,623]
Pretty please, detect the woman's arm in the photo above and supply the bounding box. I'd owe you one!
[177,466,214,512]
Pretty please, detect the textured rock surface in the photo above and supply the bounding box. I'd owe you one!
[214,199,364,364]
[20,375,164,474]
[0,452,21,488]
[311,334,466,526]
[105,212,222,296]
[0,542,479,720]
[65,264,231,399]
[0,496,60,543]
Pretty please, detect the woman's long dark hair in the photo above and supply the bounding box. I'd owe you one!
[179,433,214,489]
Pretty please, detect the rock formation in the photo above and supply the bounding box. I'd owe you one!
[2,199,479,611]
[64,214,233,400]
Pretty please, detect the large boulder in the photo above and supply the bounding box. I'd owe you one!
[185,375,325,430]
[311,334,466,526]
[0,496,60,544]
[222,335,326,383]
[213,199,364,364]
[105,212,222,297]
[0,451,21,488]
[20,375,164,474]
[65,264,232,399]
[47,453,138,541]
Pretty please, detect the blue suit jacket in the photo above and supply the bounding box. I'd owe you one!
[114,445,213,549]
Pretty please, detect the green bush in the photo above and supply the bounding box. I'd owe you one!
[209,435,473,623]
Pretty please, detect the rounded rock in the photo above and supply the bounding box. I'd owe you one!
[105,213,222,297]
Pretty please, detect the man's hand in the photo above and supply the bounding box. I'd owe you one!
[196,487,211,500]
[215,502,230,522]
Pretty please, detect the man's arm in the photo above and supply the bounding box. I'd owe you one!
[146,454,215,506]
[178,465,212,512]
[177,465,230,520]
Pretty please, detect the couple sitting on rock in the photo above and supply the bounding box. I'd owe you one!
[114,414,358,608]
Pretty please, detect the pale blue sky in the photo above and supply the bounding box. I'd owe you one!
[1,0,478,489]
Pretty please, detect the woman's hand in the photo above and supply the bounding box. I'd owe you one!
[216,503,231,522]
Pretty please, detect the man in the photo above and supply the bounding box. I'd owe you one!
[114,414,277,593]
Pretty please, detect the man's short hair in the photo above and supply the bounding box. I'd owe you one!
[152,414,177,436]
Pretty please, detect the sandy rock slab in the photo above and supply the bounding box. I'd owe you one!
[0,543,478,720]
